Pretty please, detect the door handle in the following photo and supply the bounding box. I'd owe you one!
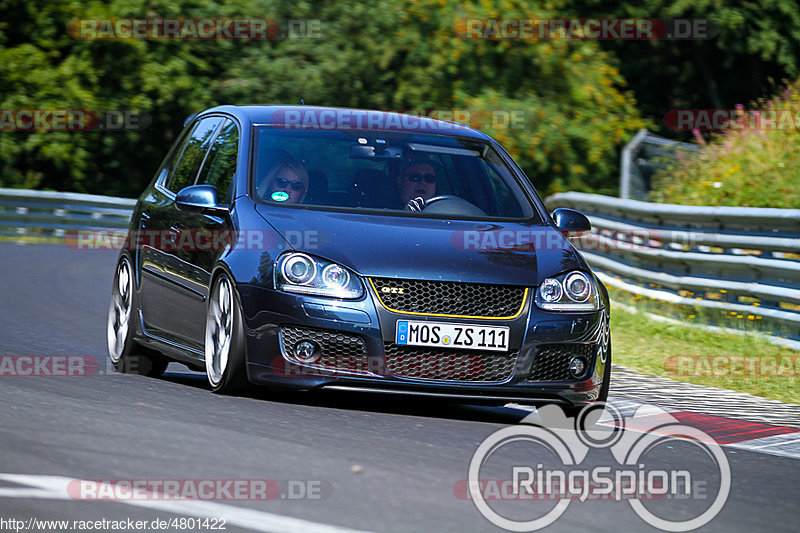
[168,225,181,243]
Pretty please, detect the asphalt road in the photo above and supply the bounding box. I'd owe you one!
[0,242,798,532]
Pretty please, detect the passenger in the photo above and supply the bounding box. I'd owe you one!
[260,161,309,204]
[397,161,437,210]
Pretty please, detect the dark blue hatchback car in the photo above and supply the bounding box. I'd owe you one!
[107,105,611,410]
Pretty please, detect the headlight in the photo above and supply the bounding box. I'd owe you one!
[282,254,317,285]
[275,253,363,299]
[535,271,599,311]
[539,278,563,303]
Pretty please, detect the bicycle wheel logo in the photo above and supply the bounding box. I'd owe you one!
[467,403,730,532]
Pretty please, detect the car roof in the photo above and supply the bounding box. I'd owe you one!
[195,105,493,140]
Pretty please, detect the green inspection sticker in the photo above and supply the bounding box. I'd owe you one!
[271,191,289,202]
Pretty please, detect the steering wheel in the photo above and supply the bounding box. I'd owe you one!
[421,195,462,208]
[404,194,486,216]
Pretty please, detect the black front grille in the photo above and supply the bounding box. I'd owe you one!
[371,278,526,318]
[528,344,595,381]
[280,326,369,373]
[384,343,518,382]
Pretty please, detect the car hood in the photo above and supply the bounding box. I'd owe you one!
[254,204,586,286]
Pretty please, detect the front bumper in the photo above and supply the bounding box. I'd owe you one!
[237,283,610,407]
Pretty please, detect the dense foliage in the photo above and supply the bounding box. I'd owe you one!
[651,80,800,208]
[1,0,798,199]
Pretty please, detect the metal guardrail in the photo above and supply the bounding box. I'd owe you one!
[0,188,135,238]
[620,129,700,200]
[546,192,800,344]
[2,187,797,343]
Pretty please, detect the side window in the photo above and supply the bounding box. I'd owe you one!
[166,117,223,193]
[196,119,239,202]
[154,126,193,188]
[485,164,522,217]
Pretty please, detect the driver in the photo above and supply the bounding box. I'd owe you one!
[259,161,309,204]
[397,161,437,210]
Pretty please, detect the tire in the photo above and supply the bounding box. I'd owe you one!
[564,340,612,419]
[205,271,249,394]
[107,256,168,377]
[596,341,612,403]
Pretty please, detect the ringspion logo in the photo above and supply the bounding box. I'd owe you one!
[465,404,730,531]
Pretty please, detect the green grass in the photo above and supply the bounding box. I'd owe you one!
[611,303,800,404]
[0,235,62,245]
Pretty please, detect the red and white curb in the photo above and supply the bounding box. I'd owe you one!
[506,395,800,460]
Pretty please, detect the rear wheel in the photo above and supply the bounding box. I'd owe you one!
[205,272,249,394]
[107,256,168,377]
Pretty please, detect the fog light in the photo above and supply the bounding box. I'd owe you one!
[295,340,320,363]
[569,356,588,378]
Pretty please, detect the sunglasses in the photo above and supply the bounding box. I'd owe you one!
[405,173,436,183]
[274,177,305,191]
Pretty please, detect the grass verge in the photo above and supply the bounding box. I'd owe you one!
[611,303,799,404]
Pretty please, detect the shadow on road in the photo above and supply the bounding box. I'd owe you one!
[159,368,531,425]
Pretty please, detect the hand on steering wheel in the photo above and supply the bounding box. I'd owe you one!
[404,196,427,212]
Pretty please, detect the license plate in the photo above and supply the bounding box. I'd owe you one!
[395,320,510,352]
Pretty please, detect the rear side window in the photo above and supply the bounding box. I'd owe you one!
[166,117,223,193]
[196,119,239,203]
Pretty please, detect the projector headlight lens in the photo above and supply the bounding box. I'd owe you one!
[535,271,599,311]
[564,272,591,302]
[276,253,363,299]
[322,264,350,290]
[282,254,316,285]
[539,278,563,303]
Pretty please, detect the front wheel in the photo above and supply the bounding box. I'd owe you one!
[564,341,612,420]
[596,341,612,403]
[205,272,249,394]
[107,256,168,377]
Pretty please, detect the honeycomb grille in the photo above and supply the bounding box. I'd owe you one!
[528,344,595,382]
[370,278,526,318]
[383,343,518,382]
[280,326,369,373]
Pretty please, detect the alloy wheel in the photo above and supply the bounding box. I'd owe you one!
[107,257,132,363]
[205,275,234,386]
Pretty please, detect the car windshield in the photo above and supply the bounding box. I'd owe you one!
[251,126,537,220]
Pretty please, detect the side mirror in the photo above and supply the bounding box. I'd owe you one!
[175,185,226,214]
[552,208,591,234]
